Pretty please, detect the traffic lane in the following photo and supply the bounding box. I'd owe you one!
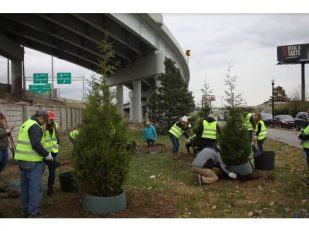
[267,127,302,149]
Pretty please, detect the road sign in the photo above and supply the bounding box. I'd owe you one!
[29,83,51,94]
[33,73,48,84]
[57,72,71,84]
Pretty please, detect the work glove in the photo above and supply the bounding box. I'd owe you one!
[228,172,237,180]
[45,153,53,161]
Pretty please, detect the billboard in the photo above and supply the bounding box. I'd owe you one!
[277,44,309,64]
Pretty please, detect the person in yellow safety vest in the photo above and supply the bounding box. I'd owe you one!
[69,128,79,145]
[253,112,267,157]
[298,111,309,170]
[14,110,52,218]
[168,116,191,160]
[243,110,256,140]
[44,111,60,196]
[194,113,221,150]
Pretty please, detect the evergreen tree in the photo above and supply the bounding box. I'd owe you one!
[73,40,131,197]
[219,65,251,165]
[199,78,213,118]
[274,86,288,102]
[148,58,195,133]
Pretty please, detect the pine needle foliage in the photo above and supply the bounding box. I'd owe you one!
[73,40,131,197]
[219,65,251,165]
[148,58,195,133]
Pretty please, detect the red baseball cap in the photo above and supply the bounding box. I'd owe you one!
[48,111,55,120]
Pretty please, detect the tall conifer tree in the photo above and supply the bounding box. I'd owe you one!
[148,58,195,133]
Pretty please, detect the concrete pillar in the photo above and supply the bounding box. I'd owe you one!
[11,60,23,97]
[132,79,142,123]
[116,84,124,117]
[129,91,134,121]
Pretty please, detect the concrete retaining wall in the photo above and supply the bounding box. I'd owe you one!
[0,99,83,156]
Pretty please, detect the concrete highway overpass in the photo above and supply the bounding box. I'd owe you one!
[0,13,189,122]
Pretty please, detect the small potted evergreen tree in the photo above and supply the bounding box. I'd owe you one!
[73,40,132,214]
[218,65,253,176]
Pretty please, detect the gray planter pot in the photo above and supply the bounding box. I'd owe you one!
[227,161,253,176]
[82,188,126,214]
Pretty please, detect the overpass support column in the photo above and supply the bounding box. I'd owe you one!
[11,60,23,97]
[116,84,124,117]
[129,91,133,121]
[132,79,142,123]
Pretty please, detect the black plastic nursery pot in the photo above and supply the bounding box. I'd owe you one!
[59,171,77,192]
[254,151,275,170]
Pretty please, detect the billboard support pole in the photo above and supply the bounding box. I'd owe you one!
[301,62,305,101]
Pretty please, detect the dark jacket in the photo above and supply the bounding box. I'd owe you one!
[0,124,9,150]
[28,116,49,157]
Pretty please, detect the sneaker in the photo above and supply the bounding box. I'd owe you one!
[173,156,178,160]
[193,174,202,186]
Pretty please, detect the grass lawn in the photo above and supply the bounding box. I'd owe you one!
[0,129,308,218]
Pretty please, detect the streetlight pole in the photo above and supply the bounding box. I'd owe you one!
[271,79,275,126]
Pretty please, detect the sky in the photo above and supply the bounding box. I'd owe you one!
[2,13,309,107]
[163,13,309,107]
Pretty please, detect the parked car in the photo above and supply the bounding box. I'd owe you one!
[217,115,225,121]
[274,115,295,128]
[260,112,273,126]
[295,112,309,130]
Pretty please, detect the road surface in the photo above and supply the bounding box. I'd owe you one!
[267,127,302,149]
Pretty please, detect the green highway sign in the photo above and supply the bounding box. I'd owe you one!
[33,73,48,84]
[57,72,71,84]
[29,83,51,94]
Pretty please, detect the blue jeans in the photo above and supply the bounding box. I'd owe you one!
[0,148,8,173]
[18,161,45,216]
[257,139,265,154]
[169,133,179,156]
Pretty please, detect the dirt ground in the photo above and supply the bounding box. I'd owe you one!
[0,142,276,218]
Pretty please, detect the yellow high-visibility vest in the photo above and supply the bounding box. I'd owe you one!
[255,120,267,140]
[44,122,59,153]
[303,125,309,149]
[14,119,44,162]
[201,120,217,140]
[244,113,254,131]
[69,130,79,140]
[169,123,184,139]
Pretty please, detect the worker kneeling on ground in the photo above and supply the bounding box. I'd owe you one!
[192,147,237,185]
